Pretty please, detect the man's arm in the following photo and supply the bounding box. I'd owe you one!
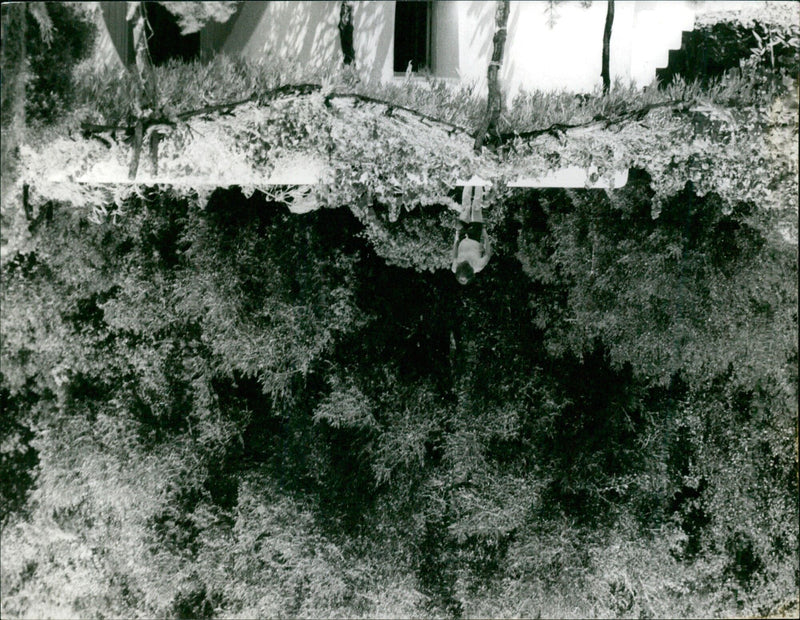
[452,220,464,262]
[471,229,493,272]
[481,227,493,259]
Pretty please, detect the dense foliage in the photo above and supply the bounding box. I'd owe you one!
[22,2,96,126]
[2,167,797,617]
[1,4,798,619]
[658,2,800,86]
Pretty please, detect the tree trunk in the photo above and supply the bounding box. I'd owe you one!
[474,0,510,152]
[126,2,159,179]
[128,2,158,111]
[338,1,355,66]
[601,0,614,95]
[1,3,27,213]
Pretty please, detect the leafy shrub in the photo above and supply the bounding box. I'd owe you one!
[25,3,96,125]
[657,15,800,86]
[2,30,798,617]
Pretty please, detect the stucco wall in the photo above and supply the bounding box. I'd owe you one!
[96,1,769,94]
[220,1,394,85]
[501,1,638,94]
[459,1,694,94]
[222,1,342,76]
[220,1,699,94]
[352,1,395,85]
[432,1,460,79]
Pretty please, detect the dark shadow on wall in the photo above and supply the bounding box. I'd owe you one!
[466,0,494,64]
[144,2,199,66]
[223,2,341,77]
[220,1,269,56]
[502,2,522,97]
[101,1,245,66]
[295,3,339,69]
[199,4,244,59]
[223,2,269,53]
[100,1,134,66]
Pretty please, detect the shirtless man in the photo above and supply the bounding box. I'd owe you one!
[451,185,492,285]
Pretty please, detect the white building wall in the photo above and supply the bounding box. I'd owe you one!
[500,1,637,95]
[460,1,695,95]
[217,1,700,93]
[432,1,461,78]
[100,0,786,94]
[222,1,343,76]
[353,1,395,85]
[630,1,696,88]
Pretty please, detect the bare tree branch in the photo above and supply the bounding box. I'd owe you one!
[78,86,714,158]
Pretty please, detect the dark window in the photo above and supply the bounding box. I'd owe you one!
[142,2,199,66]
[394,1,431,72]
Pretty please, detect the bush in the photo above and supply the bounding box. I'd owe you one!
[25,3,96,125]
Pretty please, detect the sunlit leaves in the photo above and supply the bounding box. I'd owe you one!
[156,1,240,35]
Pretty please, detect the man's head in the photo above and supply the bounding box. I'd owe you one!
[455,260,475,285]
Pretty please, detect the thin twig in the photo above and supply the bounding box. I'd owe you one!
[499,98,691,143]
